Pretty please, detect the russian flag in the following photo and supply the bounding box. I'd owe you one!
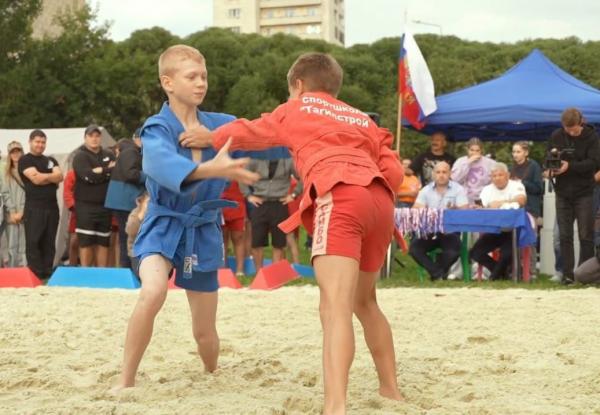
[398,31,437,129]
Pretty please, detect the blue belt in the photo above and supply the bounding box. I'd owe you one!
[147,199,237,278]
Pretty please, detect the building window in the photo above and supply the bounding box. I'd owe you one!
[285,8,294,17]
[339,31,345,44]
[230,26,240,33]
[266,10,273,18]
[228,8,241,18]
[306,24,321,34]
[308,7,318,16]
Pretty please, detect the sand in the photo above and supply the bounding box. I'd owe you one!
[1,285,600,415]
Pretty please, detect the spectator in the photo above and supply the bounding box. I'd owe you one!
[510,141,543,218]
[285,178,302,264]
[409,161,468,280]
[240,154,302,271]
[574,199,600,284]
[221,180,247,277]
[469,162,526,280]
[409,131,456,186]
[0,149,6,267]
[510,141,544,277]
[2,141,26,267]
[62,169,79,265]
[18,129,63,279]
[451,137,495,206]
[125,192,149,277]
[546,108,600,284]
[395,159,421,207]
[104,132,145,269]
[72,125,115,267]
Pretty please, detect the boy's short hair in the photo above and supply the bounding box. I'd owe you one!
[287,52,343,97]
[158,44,205,77]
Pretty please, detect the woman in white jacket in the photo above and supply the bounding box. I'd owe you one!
[2,141,26,267]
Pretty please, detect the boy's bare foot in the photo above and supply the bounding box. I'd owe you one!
[108,384,134,396]
[109,379,135,395]
[379,386,404,401]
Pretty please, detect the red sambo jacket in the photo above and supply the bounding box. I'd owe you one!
[213,92,404,234]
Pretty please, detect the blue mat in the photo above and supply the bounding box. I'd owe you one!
[48,267,140,289]
[292,263,315,278]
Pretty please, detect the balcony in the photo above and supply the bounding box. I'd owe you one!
[261,15,322,26]
[260,0,321,9]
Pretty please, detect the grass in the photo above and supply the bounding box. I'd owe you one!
[378,251,570,290]
[234,228,587,290]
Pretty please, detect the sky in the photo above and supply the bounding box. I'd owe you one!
[93,0,600,46]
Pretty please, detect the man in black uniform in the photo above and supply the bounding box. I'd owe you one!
[18,129,63,279]
[72,125,115,267]
[547,108,600,284]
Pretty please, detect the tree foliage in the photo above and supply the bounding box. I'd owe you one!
[2,3,600,164]
[0,0,42,70]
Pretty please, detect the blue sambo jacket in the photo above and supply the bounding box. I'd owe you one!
[133,102,236,277]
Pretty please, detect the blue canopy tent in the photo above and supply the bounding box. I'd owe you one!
[415,49,600,141]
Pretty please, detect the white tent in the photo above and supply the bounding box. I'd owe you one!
[0,127,116,265]
[0,127,115,164]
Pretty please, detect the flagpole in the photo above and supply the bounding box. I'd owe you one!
[396,91,402,155]
[396,8,408,156]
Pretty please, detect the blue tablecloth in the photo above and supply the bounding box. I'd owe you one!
[443,209,536,248]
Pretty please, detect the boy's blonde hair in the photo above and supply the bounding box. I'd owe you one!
[158,44,205,77]
[287,52,343,97]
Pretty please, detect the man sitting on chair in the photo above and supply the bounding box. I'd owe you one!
[409,161,469,280]
[469,162,527,280]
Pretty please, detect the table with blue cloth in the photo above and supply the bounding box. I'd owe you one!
[446,208,536,281]
[443,209,536,247]
[394,208,537,281]
[443,209,537,281]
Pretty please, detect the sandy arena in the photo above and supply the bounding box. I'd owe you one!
[1,286,599,414]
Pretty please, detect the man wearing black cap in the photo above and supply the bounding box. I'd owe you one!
[72,125,115,267]
[18,129,64,279]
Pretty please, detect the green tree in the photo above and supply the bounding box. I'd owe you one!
[0,0,42,70]
[224,74,279,119]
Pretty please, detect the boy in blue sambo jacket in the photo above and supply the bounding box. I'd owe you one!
[112,45,258,391]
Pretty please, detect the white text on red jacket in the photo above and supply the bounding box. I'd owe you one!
[299,96,370,128]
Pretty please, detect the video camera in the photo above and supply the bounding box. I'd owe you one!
[544,147,575,170]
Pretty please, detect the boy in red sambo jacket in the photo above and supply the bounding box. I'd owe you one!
[184,53,404,414]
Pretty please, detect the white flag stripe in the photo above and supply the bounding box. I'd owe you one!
[404,31,437,116]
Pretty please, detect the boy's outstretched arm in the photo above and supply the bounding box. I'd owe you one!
[179,105,290,151]
[143,125,258,192]
[186,138,259,185]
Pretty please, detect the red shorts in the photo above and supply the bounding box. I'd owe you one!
[311,180,394,272]
[223,216,245,232]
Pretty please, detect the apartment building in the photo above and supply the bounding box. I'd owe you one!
[213,0,345,46]
[32,0,85,39]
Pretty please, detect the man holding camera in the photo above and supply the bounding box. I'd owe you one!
[547,108,600,284]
